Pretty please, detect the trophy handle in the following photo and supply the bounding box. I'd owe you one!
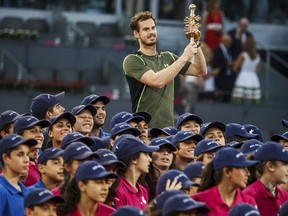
[184,4,201,64]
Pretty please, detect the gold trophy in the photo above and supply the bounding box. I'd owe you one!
[184,4,201,63]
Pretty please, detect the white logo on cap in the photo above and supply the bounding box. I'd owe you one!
[9,112,16,116]
[183,198,191,203]
[92,165,102,170]
[236,152,244,158]
[38,190,52,196]
[11,136,17,141]
[76,145,89,151]
[244,210,259,216]
[207,141,214,146]
[121,113,129,119]
[282,149,286,153]
[103,153,115,158]
[27,117,33,122]
[174,173,185,181]
[249,129,254,134]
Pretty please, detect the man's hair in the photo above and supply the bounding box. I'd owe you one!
[129,11,156,32]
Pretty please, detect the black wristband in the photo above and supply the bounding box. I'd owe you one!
[197,42,201,48]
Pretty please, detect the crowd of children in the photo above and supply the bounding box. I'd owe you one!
[0,91,288,216]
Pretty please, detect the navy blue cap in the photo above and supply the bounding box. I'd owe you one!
[278,200,288,216]
[63,142,99,163]
[81,94,110,105]
[163,126,179,135]
[89,136,106,152]
[48,112,76,129]
[228,203,260,216]
[110,122,141,139]
[111,206,148,216]
[0,133,37,155]
[113,134,159,161]
[282,119,288,128]
[95,148,126,168]
[153,190,184,210]
[213,147,258,170]
[176,113,203,129]
[61,132,94,149]
[24,188,64,208]
[194,139,222,157]
[156,169,200,194]
[200,121,226,135]
[13,115,51,134]
[0,110,20,130]
[38,147,63,164]
[75,160,117,182]
[149,128,170,138]
[102,135,111,148]
[163,194,210,216]
[183,162,205,179]
[239,139,264,155]
[243,124,264,142]
[110,112,144,129]
[149,137,177,151]
[254,141,288,162]
[226,141,244,149]
[30,92,65,120]
[171,131,203,145]
[225,123,259,139]
[133,111,151,124]
[271,132,288,142]
[71,104,96,116]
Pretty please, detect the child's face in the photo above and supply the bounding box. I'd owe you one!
[179,120,201,134]
[40,156,64,182]
[80,178,109,203]
[25,201,57,216]
[3,145,30,175]
[22,126,44,161]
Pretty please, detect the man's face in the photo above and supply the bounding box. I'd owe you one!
[135,18,157,47]
[91,100,106,128]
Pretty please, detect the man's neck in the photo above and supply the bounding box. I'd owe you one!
[139,44,157,56]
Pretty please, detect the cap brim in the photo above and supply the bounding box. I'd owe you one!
[94,96,110,105]
[93,171,118,179]
[244,133,259,139]
[133,112,152,124]
[55,92,65,103]
[100,160,126,168]
[127,116,144,124]
[181,134,203,142]
[201,121,226,135]
[182,180,201,190]
[74,152,100,160]
[271,134,288,142]
[150,128,170,138]
[236,159,258,168]
[282,119,288,128]
[18,138,38,148]
[202,145,223,154]
[177,115,203,128]
[76,137,95,146]
[143,145,160,153]
[159,143,177,152]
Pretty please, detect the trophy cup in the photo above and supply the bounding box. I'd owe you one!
[184,4,201,63]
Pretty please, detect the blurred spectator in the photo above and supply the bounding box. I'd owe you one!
[227,17,253,61]
[202,0,224,50]
[221,0,244,21]
[212,34,236,103]
[231,36,261,104]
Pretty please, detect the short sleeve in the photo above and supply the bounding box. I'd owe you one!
[123,54,151,81]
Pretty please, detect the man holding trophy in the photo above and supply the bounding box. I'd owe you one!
[123,5,207,128]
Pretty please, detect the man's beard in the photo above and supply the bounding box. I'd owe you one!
[140,37,157,47]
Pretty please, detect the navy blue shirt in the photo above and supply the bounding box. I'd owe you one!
[0,175,30,216]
